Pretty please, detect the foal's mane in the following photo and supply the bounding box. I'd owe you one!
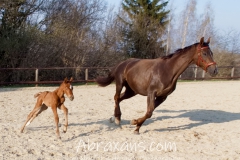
[161,43,199,60]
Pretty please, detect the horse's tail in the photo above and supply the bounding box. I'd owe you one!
[34,92,42,98]
[96,68,115,87]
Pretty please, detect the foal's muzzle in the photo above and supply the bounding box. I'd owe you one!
[69,95,74,101]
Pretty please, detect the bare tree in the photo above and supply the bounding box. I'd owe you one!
[180,0,197,48]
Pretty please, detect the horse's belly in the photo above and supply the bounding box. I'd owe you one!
[126,80,148,96]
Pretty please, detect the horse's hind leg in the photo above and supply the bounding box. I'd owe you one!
[60,104,68,133]
[111,81,124,125]
[119,83,136,102]
[110,83,136,125]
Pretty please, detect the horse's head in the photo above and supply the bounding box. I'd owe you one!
[194,37,218,76]
[62,77,74,101]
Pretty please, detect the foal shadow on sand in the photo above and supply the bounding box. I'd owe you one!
[147,109,240,132]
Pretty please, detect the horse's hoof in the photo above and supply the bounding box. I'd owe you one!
[109,116,115,123]
[115,118,120,126]
[134,131,140,135]
[130,119,137,125]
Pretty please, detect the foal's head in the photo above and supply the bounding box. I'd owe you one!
[61,77,74,101]
[194,37,218,76]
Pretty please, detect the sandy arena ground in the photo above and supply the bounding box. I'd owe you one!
[0,81,240,160]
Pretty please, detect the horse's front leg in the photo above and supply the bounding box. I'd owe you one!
[51,106,61,139]
[60,104,68,133]
[131,92,155,134]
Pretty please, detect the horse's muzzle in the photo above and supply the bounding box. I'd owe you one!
[208,65,218,77]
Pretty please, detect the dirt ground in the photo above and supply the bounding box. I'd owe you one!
[0,81,240,160]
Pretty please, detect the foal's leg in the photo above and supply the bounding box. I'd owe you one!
[60,104,68,133]
[28,104,48,125]
[20,101,42,133]
[131,93,163,134]
[51,106,61,139]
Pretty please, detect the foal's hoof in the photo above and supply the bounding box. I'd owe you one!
[130,119,137,125]
[134,131,140,135]
[63,126,67,133]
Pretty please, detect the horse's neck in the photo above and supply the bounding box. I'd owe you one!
[54,88,64,98]
[169,46,196,81]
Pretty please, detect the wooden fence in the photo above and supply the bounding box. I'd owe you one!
[0,66,240,86]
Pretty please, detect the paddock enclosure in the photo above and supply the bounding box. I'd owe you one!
[0,81,240,159]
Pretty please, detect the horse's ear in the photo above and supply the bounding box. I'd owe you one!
[206,37,211,44]
[200,37,204,46]
[69,77,73,82]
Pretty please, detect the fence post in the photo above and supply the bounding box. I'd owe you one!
[194,66,198,81]
[231,67,235,79]
[85,68,88,84]
[35,68,39,87]
[202,70,205,80]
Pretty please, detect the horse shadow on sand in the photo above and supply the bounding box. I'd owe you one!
[145,109,240,132]
[66,118,132,141]
[24,109,240,141]
[67,109,240,141]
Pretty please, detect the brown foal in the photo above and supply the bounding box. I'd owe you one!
[20,77,74,139]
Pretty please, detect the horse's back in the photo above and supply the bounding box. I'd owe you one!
[114,58,140,75]
[115,58,160,95]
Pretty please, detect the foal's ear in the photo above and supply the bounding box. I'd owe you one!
[69,77,73,82]
[200,37,204,46]
[206,37,211,44]
[64,77,68,83]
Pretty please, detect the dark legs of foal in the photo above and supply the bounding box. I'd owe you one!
[131,95,167,134]
[111,83,136,125]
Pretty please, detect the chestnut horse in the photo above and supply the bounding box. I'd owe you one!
[96,37,218,134]
[20,77,74,139]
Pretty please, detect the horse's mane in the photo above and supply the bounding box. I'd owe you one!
[161,43,199,60]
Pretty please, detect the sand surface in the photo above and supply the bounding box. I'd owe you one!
[0,81,240,160]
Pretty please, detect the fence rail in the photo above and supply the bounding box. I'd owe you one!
[0,66,239,86]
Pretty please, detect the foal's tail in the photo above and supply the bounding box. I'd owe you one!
[34,92,42,98]
[95,67,116,87]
